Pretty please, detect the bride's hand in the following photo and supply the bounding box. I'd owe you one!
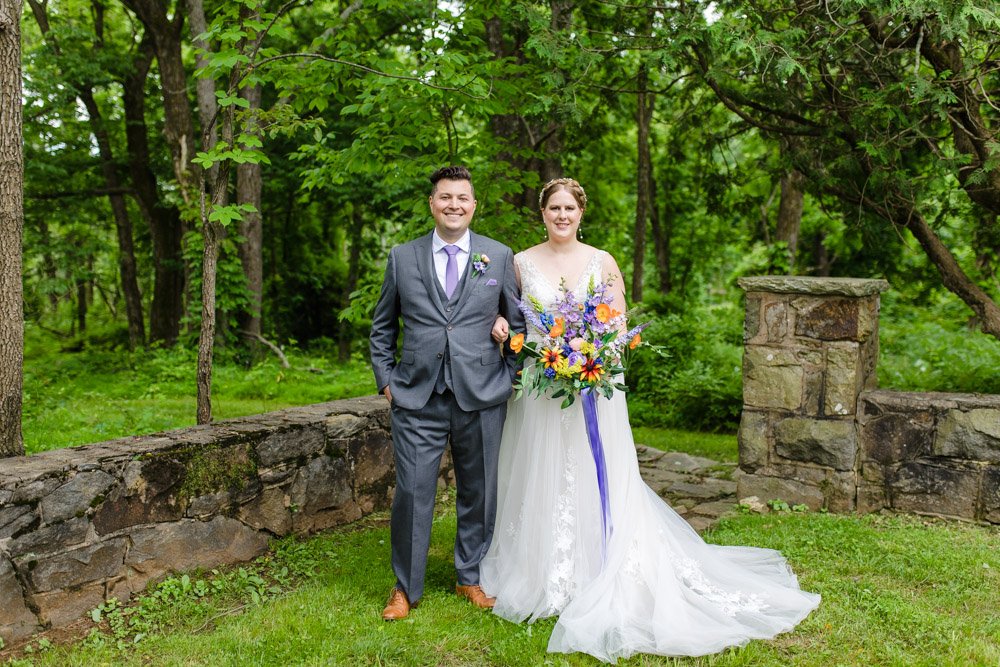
[491,315,510,343]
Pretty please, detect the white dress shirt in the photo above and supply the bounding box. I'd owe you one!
[431,229,471,293]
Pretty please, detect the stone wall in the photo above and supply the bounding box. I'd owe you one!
[738,276,1000,524]
[0,396,416,643]
[858,391,1000,522]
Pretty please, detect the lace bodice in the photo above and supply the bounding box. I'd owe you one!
[516,250,606,311]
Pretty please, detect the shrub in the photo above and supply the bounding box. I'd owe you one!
[879,295,1000,394]
[627,296,743,432]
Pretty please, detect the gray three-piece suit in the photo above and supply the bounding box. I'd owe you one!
[369,230,523,603]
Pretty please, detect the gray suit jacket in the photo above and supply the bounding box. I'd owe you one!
[369,231,524,412]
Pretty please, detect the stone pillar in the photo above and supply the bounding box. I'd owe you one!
[737,276,889,511]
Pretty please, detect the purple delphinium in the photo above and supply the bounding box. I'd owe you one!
[517,299,548,336]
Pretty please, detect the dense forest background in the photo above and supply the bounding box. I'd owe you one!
[7,0,1000,455]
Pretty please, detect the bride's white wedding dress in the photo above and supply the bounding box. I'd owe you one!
[480,250,820,662]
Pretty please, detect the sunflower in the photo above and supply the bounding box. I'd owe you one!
[579,357,604,383]
[541,347,564,369]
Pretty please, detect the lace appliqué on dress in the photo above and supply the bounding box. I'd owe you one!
[544,449,579,614]
[506,504,525,539]
[675,556,769,617]
[623,537,644,582]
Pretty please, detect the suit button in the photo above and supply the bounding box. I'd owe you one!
[446,307,453,312]
[447,325,454,331]
[437,353,443,359]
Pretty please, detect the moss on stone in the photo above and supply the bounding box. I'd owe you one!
[178,445,258,501]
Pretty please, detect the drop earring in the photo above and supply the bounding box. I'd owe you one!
[577,226,583,240]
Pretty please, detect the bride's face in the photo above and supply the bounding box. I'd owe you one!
[542,190,583,242]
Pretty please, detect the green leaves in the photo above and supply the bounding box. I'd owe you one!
[215,90,250,109]
[208,203,258,227]
[193,136,271,170]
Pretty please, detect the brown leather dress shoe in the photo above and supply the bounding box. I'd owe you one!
[455,584,496,609]
[382,587,414,621]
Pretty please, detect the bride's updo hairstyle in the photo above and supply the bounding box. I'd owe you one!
[538,178,587,212]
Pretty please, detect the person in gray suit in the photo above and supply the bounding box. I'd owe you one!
[369,165,523,620]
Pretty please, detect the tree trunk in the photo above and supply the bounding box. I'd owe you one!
[0,0,25,457]
[338,208,363,361]
[122,34,184,344]
[812,230,833,276]
[641,64,670,295]
[187,0,220,191]
[122,0,200,345]
[36,217,59,310]
[237,83,263,339]
[901,207,1000,338]
[484,14,563,212]
[79,90,146,348]
[196,80,237,423]
[775,169,805,271]
[650,181,672,294]
[632,63,652,303]
[196,218,222,424]
[76,275,88,333]
[121,0,200,205]
[833,178,1000,336]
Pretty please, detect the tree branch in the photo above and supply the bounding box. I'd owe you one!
[247,52,492,99]
[241,331,289,368]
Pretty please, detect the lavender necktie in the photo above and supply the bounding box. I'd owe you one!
[443,244,460,298]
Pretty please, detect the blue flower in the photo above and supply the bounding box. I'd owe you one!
[544,367,556,379]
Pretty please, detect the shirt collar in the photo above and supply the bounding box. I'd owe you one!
[432,229,471,254]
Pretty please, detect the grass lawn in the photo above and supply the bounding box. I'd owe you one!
[7,504,998,666]
[12,331,999,665]
[22,339,376,454]
[632,426,737,462]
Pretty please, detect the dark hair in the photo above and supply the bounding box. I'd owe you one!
[430,165,475,197]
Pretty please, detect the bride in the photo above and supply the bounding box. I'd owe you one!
[480,178,820,662]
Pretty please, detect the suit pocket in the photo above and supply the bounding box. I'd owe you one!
[481,347,501,365]
[400,350,416,365]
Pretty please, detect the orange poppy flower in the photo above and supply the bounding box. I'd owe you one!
[595,303,611,323]
[629,333,641,349]
[509,333,525,354]
[548,317,565,338]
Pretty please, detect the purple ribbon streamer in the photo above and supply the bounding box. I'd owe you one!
[581,390,612,560]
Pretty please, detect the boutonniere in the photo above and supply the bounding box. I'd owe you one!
[472,253,490,276]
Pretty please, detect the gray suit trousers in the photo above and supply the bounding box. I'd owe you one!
[389,390,506,603]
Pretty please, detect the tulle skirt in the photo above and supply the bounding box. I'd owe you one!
[480,390,820,663]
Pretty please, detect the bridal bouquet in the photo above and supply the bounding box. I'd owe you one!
[511,276,647,409]
[511,276,648,554]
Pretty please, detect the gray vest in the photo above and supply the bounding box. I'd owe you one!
[433,268,468,393]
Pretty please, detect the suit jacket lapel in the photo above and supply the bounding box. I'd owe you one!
[414,232,447,318]
[451,231,481,314]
